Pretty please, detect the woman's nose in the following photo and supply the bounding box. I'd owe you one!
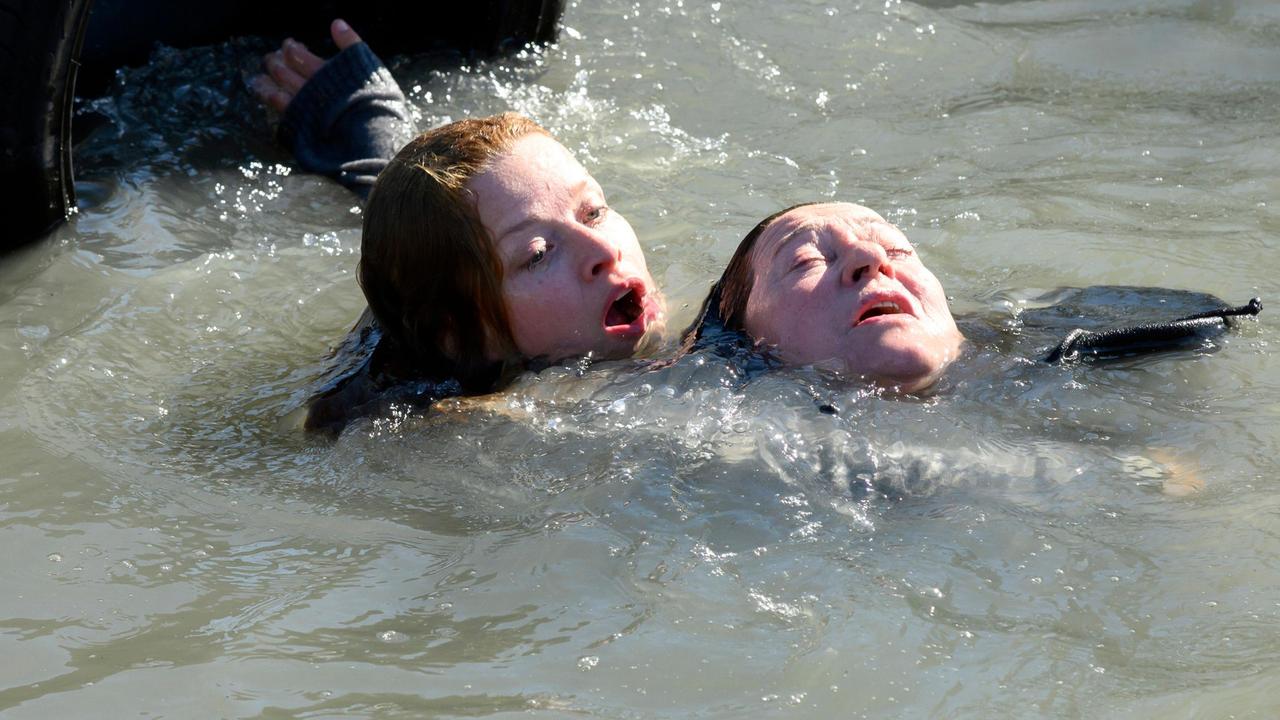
[577,226,621,280]
[840,241,894,286]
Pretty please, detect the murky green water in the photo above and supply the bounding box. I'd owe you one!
[3,0,1279,717]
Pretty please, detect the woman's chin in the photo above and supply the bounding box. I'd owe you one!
[849,346,960,393]
[877,371,942,394]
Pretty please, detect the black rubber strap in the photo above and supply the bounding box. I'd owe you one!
[1044,297,1262,364]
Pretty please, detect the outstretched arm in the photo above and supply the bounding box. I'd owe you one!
[251,19,417,201]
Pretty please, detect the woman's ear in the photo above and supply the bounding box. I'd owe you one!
[434,317,462,362]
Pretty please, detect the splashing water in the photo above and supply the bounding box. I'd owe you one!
[2,0,1279,717]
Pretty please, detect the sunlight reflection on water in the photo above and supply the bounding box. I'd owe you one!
[1,0,1278,717]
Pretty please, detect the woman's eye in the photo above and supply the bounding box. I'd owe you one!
[887,247,913,259]
[584,205,608,224]
[791,254,825,272]
[525,240,551,270]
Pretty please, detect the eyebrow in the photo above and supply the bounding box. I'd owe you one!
[493,178,593,243]
[496,216,541,246]
[766,223,815,262]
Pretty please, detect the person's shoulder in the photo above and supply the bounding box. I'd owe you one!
[303,309,386,436]
[302,309,468,437]
[304,359,381,436]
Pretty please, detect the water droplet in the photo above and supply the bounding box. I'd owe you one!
[47,553,63,563]
[377,630,409,644]
[577,655,599,671]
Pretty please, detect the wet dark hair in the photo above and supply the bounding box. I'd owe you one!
[304,114,552,435]
[684,202,821,345]
[359,112,550,391]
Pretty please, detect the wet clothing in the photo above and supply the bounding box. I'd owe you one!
[677,285,1261,501]
[300,309,468,436]
[279,42,416,201]
[277,42,429,435]
[975,285,1247,363]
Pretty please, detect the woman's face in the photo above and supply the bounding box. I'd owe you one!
[742,203,963,391]
[470,134,665,362]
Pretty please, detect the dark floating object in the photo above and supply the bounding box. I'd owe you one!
[1044,297,1262,364]
[0,0,565,253]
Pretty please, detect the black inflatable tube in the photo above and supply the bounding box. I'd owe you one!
[0,0,564,254]
[0,0,92,249]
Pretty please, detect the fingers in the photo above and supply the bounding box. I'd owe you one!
[252,44,306,114]
[253,20,362,115]
[281,38,325,80]
[265,49,308,96]
[331,18,363,50]
[250,74,293,113]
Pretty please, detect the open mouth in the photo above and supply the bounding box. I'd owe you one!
[855,300,907,325]
[605,286,646,329]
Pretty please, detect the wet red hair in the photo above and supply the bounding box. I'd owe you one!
[358,112,550,390]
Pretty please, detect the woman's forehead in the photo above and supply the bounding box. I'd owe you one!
[752,203,894,261]
[487,133,590,189]
[470,134,601,236]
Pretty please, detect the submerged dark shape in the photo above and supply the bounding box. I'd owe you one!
[1044,297,1262,364]
[1,0,564,253]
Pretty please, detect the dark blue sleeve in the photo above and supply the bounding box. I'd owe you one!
[278,42,416,201]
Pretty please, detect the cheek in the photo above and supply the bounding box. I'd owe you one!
[506,267,576,307]
[610,221,647,270]
[746,283,821,347]
[503,297,539,340]
[780,304,838,361]
[743,280,780,342]
[914,271,951,312]
[503,281,558,352]
[505,269,600,347]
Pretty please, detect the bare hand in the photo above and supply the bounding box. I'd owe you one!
[251,19,364,113]
[1149,448,1205,497]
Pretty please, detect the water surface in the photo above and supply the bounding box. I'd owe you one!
[2,0,1279,717]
